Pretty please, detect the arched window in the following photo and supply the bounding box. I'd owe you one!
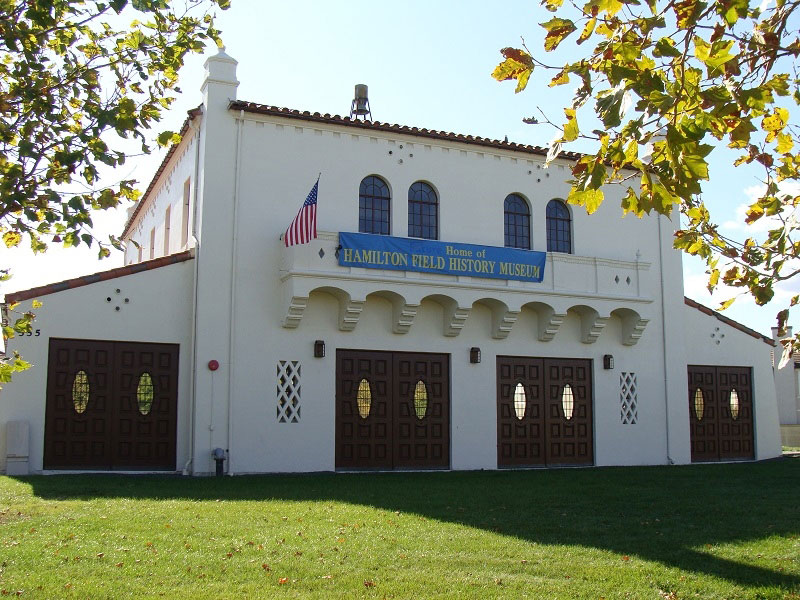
[408,181,438,239]
[359,176,390,235]
[546,199,572,253]
[504,194,530,250]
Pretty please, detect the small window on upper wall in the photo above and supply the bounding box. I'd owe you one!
[359,175,391,235]
[546,199,572,253]
[181,178,191,248]
[408,182,438,239]
[504,193,530,250]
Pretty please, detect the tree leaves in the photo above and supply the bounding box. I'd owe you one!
[491,48,534,93]
[0,0,229,386]
[0,0,228,266]
[540,18,577,51]
[496,0,800,351]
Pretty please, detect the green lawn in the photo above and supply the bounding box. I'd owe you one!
[1,459,799,599]
[784,446,800,453]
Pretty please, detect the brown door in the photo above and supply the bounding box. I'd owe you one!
[45,340,114,468]
[335,351,393,469]
[114,342,179,469]
[497,356,593,467]
[44,338,179,470]
[497,357,546,466]
[688,365,754,462]
[336,350,450,469]
[394,353,449,468]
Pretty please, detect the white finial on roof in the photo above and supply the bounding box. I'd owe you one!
[202,45,239,107]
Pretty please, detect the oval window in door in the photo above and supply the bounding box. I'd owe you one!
[561,384,574,420]
[513,382,526,420]
[413,380,428,420]
[72,370,89,414]
[137,372,155,415]
[694,388,704,421]
[356,378,371,419]
[730,388,740,420]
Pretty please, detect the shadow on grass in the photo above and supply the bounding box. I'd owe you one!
[14,456,800,591]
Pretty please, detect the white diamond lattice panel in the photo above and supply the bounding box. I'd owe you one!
[277,360,301,423]
[620,372,638,425]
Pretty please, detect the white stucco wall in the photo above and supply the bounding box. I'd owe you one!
[0,259,195,473]
[123,127,200,265]
[772,328,800,425]
[186,98,688,473]
[681,304,781,460]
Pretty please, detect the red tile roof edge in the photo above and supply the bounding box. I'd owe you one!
[120,106,203,240]
[4,250,195,304]
[229,100,586,161]
[684,296,774,346]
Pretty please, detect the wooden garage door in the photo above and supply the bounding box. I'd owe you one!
[44,338,179,470]
[336,350,449,469]
[497,356,593,467]
[688,365,754,462]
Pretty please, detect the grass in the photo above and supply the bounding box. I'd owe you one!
[1,459,799,599]
[784,446,800,453]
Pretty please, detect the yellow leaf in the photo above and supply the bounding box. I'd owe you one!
[563,108,579,142]
[567,188,604,213]
[541,18,577,51]
[596,22,615,37]
[492,48,534,93]
[549,70,570,87]
[578,17,596,44]
[3,232,22,248]
[777,132,794,154]
[708,269,719,292]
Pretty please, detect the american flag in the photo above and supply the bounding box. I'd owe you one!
[283,177,319,247]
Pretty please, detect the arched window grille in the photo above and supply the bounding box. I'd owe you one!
[408,181,438,239]
[546,199,572,253]
[359,176,391,235]
[504,194,530,250]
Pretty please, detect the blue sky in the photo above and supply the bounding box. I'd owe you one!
[2,0,794,338]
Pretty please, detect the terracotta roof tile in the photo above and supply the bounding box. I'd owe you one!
[684,296,774,346]
[4,250,194,304]
[228,100,586,161]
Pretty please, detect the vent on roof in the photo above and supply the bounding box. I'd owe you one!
[350,84,372,121]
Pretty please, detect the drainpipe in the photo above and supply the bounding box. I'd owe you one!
[657,213,673,464]
[225,109,244,475]
[183,115,203,476]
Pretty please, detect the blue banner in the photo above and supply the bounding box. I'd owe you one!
[338,232,546,282]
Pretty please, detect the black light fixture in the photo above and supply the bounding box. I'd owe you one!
[603,354,614,370]
[470,347,481,364]
[314,340,325,358]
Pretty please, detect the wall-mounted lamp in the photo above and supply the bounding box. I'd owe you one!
[603,354,614,370]
[314,340,325,358]
[470,347,481,364]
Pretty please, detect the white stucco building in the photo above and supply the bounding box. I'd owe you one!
[0,49,782,475]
